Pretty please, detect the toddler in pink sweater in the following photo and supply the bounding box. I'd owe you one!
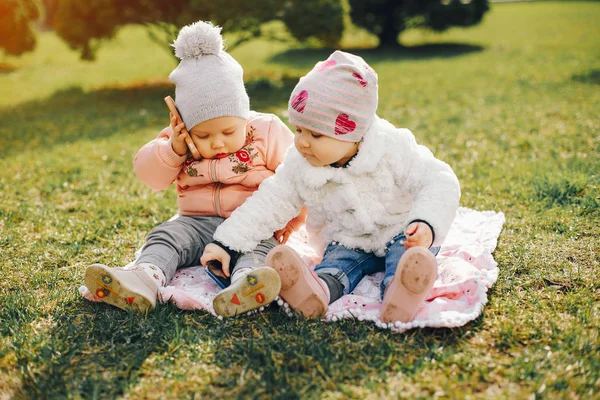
[85,21,304,317]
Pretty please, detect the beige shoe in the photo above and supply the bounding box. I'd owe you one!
[85,264,158,313]
[380,247,437,323]
[265,245,330,319]
[212,266,281,318]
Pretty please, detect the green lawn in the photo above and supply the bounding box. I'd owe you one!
[1,2,599,398]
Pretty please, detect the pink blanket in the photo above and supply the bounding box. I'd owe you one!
[80,207,504,333]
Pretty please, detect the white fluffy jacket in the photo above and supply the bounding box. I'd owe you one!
[214,116,460,256]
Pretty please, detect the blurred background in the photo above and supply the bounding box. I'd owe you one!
[2,0,492,106]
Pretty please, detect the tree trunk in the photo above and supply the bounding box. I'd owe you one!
[378,13,401,47]
[38,0,59,31]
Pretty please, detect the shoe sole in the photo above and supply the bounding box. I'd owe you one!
[266,246,328,319]
[85,264,155,313]
[380,247,437,323]
[212,267,281,318]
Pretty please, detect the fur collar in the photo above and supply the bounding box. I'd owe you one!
[288,116,396,188]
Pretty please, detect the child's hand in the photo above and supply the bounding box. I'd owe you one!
[201,243,232,277]
[169,112,189,157]
[404,222,433,248]
[274,226,293,244]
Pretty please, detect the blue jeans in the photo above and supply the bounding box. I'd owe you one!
[314,232,440,300]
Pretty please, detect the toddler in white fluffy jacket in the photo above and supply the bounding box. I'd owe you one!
[201,51,460,323]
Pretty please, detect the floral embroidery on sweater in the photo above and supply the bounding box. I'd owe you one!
[229,125,259,174]
[184,158,199,177]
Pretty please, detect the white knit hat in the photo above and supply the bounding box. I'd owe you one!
[169,21,249,130]
[288,51,378,142]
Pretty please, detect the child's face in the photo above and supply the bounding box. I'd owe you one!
[188,116,247,159]
[294,126,359,167]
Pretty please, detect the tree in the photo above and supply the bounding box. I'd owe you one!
[282,0,344,48]
[0,0,41,56]
[348,0,489,47]
[52,0,344,60]
[53,0,194,60]
[38,0,60,30]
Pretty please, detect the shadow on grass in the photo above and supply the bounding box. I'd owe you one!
[572,69,600,85]
[1,43,483,160]
[270,43,485,69]
[1,77,300,159]
[12,300,483,398]
[13,302,190,398]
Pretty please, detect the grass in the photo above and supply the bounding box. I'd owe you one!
[1,2,599,398]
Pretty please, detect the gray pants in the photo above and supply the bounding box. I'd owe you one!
[136,215,277,282]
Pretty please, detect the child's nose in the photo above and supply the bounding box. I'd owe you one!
[298,136,310,148]
[212,140,224,149]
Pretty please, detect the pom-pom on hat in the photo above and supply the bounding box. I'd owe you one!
[288,51,378,143]
[169,21,249,130]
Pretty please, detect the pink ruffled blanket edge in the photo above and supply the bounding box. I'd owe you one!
[80,207,505,333]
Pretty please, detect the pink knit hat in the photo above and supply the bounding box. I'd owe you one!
[288,51,378,143]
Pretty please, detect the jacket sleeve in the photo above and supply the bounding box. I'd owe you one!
[133,126,188,191]
[393,130,461,247]
[214,161,304,253]
[265,115,305,233]
[265,115,295,172]
[282,205,308,233]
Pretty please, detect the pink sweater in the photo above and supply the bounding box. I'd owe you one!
[134,111,305,230]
